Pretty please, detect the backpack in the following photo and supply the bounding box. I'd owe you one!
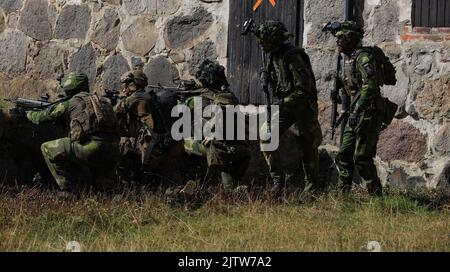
[355,46,397,86]
[69,92,118,142]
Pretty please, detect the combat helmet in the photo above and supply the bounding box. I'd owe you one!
[120,68,149,91]
[195,59,229,90]
[255,20,293,45]
[329,21,364,40]
[61,72,89,97]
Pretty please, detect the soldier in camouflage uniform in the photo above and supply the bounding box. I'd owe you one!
[254,21,323,193]
[331,21,386,196]
[26,73,120,192]
[184,60,251,191]
[115,68,184,184]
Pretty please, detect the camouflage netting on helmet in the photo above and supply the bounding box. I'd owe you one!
[255,20,293,44]
[62,72,90,97]
[120,69,149,89]
[334,21,364,40]
[195,59,229,89]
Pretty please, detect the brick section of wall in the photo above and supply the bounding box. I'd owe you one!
[401,26,450,42]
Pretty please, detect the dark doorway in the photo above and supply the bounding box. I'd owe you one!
[227,0,304,104]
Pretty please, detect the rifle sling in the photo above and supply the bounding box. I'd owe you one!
[334,91,362,127]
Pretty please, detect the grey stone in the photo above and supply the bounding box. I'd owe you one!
[304,0,343,47]
[168,50,185,64]
[101,53,130,91]
[0,30,30,76]
[157,0,180,15]
[18,0,52,41]
[91,8,120,51]
[165,7,213,49]
[122,17,158,56]
[123,0,156,15]
[364,0,399,44]
[432,123,450,156]
[387,166,427,190]
[382,62,409,112]
[436,161,450,188]
[305,48,336,100]
[0,0,23,14]
[377,120,427,163]
[54,4,91,40]
[122,0,180,16]
[144,56,179,87]
[102,0,122,5]
[415,77,450,121]
[29,42,68,79]
[414,54,433,75]
[69,43,97,86]
[189,40,217,75]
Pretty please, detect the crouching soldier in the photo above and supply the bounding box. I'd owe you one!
[184,60,251,191]
[115,68,184,184]
[26,72,120,193]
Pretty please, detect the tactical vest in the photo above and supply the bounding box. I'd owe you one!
[69,92,118,142]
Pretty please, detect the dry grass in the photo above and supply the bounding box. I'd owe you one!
[0,186,449,252]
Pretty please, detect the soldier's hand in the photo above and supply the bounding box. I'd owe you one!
[349,112,358,129]
[9,107,27,117]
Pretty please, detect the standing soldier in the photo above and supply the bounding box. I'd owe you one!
[26,72,120,194]
[254,21,323,194]
[184,59,251,191]
[326,21,397,196]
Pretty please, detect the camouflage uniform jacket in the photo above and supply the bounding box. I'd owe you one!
[269,43,318,102]
[27,93,119,142]
[342,48,383,114]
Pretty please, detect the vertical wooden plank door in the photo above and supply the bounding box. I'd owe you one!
[227,0,304,104]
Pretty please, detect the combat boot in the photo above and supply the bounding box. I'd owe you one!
[269,172,285,198]
[367,178,383,197]
[220,172,235,193]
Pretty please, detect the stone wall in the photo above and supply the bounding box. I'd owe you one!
[0,0,448,189]
[304,0,450,189]
[0,0,229,100]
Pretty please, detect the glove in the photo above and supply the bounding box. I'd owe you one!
[349,112,358,129]
[9,107,27,116]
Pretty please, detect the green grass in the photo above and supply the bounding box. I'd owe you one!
[0,187,449,252]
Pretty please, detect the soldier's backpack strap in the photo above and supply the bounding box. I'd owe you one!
[281,46,316,98]
[352,46,397,87]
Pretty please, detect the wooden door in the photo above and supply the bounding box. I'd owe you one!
[227,0,304,104]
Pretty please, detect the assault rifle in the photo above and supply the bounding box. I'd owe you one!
[241,18,274,132]
[147,79,206,100]
[4,93,52,110]
[330,53,343,141]
[104,89,121,107]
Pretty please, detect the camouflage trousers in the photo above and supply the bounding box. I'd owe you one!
[335,109,383,195]
[261,97,323,188]
[41,137,120,191]
[184,139,250,190]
